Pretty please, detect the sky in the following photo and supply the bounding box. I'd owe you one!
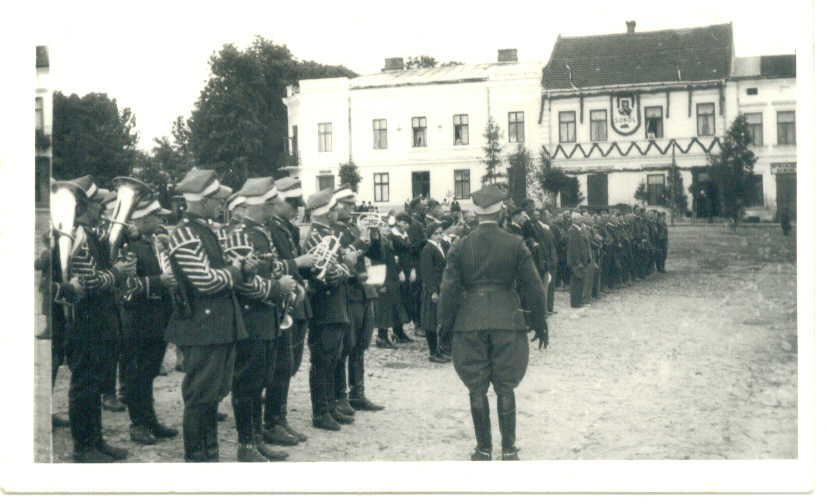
[34,0,811,152]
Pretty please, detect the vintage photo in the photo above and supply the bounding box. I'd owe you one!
[19,0,813,494]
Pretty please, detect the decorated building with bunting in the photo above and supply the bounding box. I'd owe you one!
[282,51,543,210]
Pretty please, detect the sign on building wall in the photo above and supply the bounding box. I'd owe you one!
[770,163,796,174]
[610,93,641,136]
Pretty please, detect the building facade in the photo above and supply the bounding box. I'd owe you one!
[283,52,543,210]
[36,45,51,207]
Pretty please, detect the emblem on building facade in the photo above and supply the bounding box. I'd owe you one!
[610,93,641,136]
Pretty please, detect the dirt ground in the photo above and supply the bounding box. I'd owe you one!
[37,222,797,463]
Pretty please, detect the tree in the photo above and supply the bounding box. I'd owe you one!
[708,114,758,230]
[405,54,438,69]
[52,91,138,184]
[506,143,533,204]
[188,36,358,189]
[480,117,508,190]
[440,61,465,67]
[538,149,569,208]
[338,161,362,193]
[667,168,689,218]
[562,177,585,207]
[634,180,649,205]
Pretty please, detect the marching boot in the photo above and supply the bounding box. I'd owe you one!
[347,352,384,411]
[336,397,356,416]
[330,408,355,425]
[263,380,301,445]
[376,330,396,349]
[129,424,157,445]
[204,404,220,462]
[101,393,126,412]
[497,391,519,461]
[312,412,342,431]
[277,380,307,441]
[234,398,268,462]
[145,405,178,439]
[469,393,492,461]
[183,405,207,462]
[252,395,289,461]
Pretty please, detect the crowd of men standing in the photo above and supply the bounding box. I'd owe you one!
[41,166,668,463]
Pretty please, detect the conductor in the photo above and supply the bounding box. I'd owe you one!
[437,185,548,461]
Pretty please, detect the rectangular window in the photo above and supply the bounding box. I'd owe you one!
[454,169,471,199]
[318,175,335,191]
[35,97,44,130]
[372,119,387,149]
[647,174,666,206]
[744,113,763,147]
[645,106,664,139]
[374,173,389,202]
[746,174,764,206]
[559,111,576,143]
[453,114,469,145]
[412,117,427,147]
[697,103,715,136]
[777,111,796,145]
[508,111,525,143]
[590,110,607,142]
[317,122,332,152]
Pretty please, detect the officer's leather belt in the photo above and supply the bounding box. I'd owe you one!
[468,284,511,293]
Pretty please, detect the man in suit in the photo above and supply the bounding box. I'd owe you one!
[165,168,245,462]
[567,212,590,308]
[119,197,179,446]
[438,185,547,461]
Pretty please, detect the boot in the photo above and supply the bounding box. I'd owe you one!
[147,420,179,439]
[101,393,126,412]
[330,408,354,425]
[469,393,492,461]
[252,394,289,460]
[497,391,519,461]
[376,330,396,349]
[255,438,289,461]
[263,424,300,446]
[183,405,206,462]
[349,395,384,411]
[129,424,157,445]
[204,404,220,462]
[279,418,308,442]
[96,439,128,460]
[336,397,356,416]
[237,443,269,462]
[73,447,114,463]
[312,412,341,431]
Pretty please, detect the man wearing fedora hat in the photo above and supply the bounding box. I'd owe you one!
[438,185,547,461]
[165,168,247,462]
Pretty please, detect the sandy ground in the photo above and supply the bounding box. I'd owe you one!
[36,219,797,462]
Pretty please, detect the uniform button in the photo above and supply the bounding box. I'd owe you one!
[205,309,211,315]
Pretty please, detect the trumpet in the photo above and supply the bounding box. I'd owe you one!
[153,233,192,318]
[307,234,342,281]
[278,284,301,330]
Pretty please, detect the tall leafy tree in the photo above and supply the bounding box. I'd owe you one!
[52,91,138,184]
[506,143,533,204]
[188,36,357,189]
[338,161,361,192]
[480,117,508,190]
[708,114,758,230]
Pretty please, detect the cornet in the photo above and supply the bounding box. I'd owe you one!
[307,234,342,280]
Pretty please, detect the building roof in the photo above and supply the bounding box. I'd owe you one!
[732,54,796,79]
[348,61,542,90]
[542,23,734,91]
[36,46,49,68]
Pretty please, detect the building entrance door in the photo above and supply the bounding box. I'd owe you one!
[412,171,430,199]
[587,173,608,206]
[776,173,796,221]
[691,169,720,220]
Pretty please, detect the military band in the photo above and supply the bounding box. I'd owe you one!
[47,163,668,463]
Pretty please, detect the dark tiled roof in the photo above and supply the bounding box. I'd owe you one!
[542,23,733,91]
[36,46,49,68]
[760,54,795,78]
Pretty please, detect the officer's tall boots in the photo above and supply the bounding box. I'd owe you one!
[333,357,356,416]
[251,394,288,461]
[348,351,384,411]
[469,393,492,461]
[264,379,301,445]
[497,391,519,461]
[183,405,207,462]
[233,397,268,462]
[310,363,340,431]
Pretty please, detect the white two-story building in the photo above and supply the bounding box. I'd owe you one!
[283,51,543,210]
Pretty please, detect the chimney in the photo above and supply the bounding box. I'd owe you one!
[383,57,404,71]
[498,49,518,62]
[626,20,636,34]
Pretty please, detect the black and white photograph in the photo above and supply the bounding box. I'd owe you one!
[2,0,816,494]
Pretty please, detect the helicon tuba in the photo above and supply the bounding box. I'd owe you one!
[50,181,83,322]
[107,177,152,262]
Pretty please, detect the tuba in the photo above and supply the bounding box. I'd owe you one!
[107,177,152,263]
[307,234,342,281]
[50,181,84,322]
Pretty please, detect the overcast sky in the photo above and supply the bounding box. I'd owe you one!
[38,0,811,152]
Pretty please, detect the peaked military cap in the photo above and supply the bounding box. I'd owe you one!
[236,177,278,205]
[226,192,246,211]
[306,188,337,216]
[471,185,506,215]
[131,198,172,219]
[333,184,356,203]
[175,168,221,201]
[275,177,303,199]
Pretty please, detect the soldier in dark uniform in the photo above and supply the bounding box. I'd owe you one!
[119,197,179,446]
[302,189,358,431]
[331,186,386,412]
[567,212,590,308]
[165,168,246,462]
[656,212,668,272]
[378,212,414,344]
[438,185,548,461]
[61,176,134,462]
[263,177,315,445]
[226,178,301,462]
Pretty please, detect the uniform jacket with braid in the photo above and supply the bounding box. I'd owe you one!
[119,232,174,339]
[267,215,312,320]
[302,222,354,326]
[69,224,122,340]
